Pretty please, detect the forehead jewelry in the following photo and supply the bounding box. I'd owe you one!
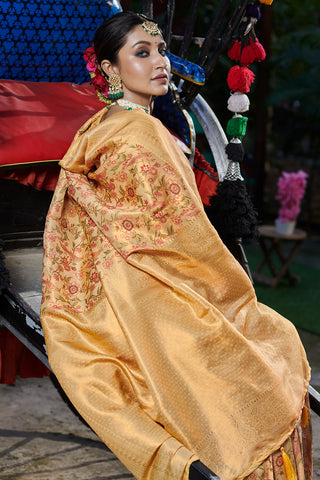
[141,20,160,36]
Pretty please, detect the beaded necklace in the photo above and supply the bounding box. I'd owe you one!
[109,99,151,114]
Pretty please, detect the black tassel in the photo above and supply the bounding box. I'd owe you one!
[205,179,258,242]
[225,141,245,162]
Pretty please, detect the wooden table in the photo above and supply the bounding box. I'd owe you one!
[253,224,307,289]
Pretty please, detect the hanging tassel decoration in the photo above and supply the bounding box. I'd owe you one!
[225,139,245,163]
[227,92,250,113]
[246,3,261,20]
[250,37,266,62]
[240,3,261,37]
[227,65,255,93]
[228,37,266,66]
[280,448,297,480]
[226,115,248,139]
[205,178,258,242]
[206,0,271,246]
[240,37,266,65]
[240,43,257,65]
[228,40,242,61]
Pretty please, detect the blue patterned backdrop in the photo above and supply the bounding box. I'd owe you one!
[0,0,121,83]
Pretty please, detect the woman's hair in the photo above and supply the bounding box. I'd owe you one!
[94,11,145,66]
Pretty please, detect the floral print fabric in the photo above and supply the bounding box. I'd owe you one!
[247,400,312,480]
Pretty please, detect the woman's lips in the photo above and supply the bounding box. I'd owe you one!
[151,74,168,84]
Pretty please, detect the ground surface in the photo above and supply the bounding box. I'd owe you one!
[0,376,134,480]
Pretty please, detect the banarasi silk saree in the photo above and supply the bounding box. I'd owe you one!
[40,108,312,480]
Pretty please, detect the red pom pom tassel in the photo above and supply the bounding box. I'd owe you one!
[228,40,241,61]
[240,43,257,65]
[236,38,266,66]
[250,37,266,62]
[227,66,255,93]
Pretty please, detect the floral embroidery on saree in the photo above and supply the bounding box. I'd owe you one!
[42,140,201,314]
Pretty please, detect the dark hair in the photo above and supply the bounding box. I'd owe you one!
[94,11,145,66]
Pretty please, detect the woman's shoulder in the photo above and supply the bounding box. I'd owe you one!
[100,109,171,147]
[104,109,163,132]
[77,108,167,143]
[59,109,171,174]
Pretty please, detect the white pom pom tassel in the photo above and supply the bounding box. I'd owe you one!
[227,92,250,113]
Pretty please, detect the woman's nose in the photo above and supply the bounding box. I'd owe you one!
[155,53,169,69]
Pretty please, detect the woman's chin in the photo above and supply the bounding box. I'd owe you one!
[153,85,169,97]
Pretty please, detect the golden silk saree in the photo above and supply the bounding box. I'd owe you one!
[41,109,311,480]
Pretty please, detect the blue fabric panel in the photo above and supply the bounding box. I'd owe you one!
[0,0,122,83]
[167,52,205,85]
[153,89,191,148]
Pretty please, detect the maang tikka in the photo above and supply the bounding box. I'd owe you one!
[141,19,161,36]
[108,73,123,99]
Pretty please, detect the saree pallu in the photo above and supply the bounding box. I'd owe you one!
[41,108,311,480]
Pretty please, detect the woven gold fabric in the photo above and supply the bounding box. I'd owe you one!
[41,109,311,480]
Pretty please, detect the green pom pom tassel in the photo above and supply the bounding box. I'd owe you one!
[226,115,248,139]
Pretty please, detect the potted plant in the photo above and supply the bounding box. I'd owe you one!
[275,170,308,235]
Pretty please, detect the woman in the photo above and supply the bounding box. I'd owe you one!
[40,11,312,480]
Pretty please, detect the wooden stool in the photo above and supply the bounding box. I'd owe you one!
[253,225,307,289]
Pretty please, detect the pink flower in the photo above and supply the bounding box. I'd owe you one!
[155,238,165,245]
[169,183,181,195]
[92,73,108,92]
[62,257,71,271]
[117,172,127,182]
[141,164,150,173]
[102,258,114,269]
[91,271,100,283]
[84,46,109,100]
[122,219,134,231]
[276,170,308,222]
[69,284,79,295]
[84,46,98,72]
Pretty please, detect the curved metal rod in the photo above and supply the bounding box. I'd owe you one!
[190,94,229,181]
[309,385,320,416]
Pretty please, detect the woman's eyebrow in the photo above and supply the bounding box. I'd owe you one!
[132,40,167,48]
[132,40,152,47]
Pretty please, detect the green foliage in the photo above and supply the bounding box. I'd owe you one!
[268,0,320,156]
[269,26,320,117]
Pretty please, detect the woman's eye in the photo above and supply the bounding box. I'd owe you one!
[136,50,149,57]
[159,48,167,57]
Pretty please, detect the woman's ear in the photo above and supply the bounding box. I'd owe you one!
[100,60,119,78]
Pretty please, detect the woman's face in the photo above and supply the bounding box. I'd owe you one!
[102,24,170,107]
